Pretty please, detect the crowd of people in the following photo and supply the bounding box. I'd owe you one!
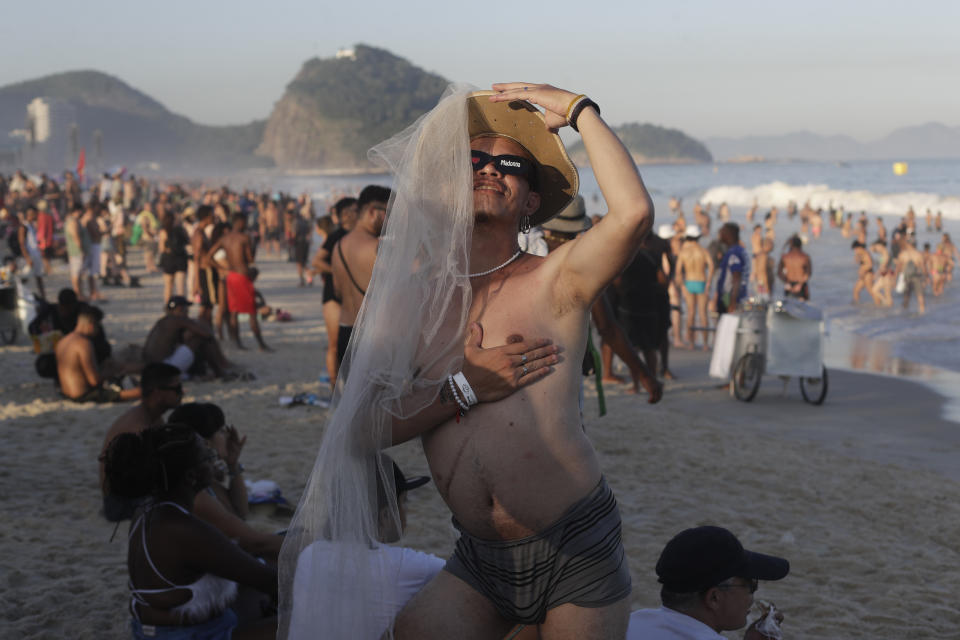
[24,84,960,639]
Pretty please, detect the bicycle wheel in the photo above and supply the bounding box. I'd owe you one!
[0,326,16,345]
[800,366,828,405]
[733,353,763,402]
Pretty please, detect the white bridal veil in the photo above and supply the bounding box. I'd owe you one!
[278,83,477,639]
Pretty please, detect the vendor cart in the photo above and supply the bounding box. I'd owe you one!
[723,298,829,405]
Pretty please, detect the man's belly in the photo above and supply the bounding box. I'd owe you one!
[422,382,601,541]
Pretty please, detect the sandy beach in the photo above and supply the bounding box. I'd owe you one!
[3,251,960,639]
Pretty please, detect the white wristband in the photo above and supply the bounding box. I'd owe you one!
[448,375,469,413]
[453,372,478,406]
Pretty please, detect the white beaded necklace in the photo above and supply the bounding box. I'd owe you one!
[469,250,523,278]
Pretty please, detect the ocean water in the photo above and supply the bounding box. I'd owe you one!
[264,157,960,384]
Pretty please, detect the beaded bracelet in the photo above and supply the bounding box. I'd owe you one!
[448,374,470,414]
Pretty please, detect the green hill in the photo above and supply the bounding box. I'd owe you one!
[257,45,448,168]
[568,122,712,165]
[0,70,268,172]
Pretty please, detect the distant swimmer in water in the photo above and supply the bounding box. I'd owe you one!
[875,216,887,244]
[746,198,758,223]
[895,237,926,314]
[851,240,880,305]
[752,237,774,301]
[870,239,894,307]
[778,235,811,300]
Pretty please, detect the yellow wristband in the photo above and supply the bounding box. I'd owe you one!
[564,94,587,123]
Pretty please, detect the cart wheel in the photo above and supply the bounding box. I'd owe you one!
[800,366,828,405]
[733,353,763,402]
[0,327,16,345]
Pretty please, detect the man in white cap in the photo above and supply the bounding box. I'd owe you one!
[392,84,654,639]
[675,224,714,350]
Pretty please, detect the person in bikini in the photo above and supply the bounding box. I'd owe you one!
[103,423,277,639]
[391,84,653,640]
[851,240,880,305]
[675,224,713,350]
[330,185,391,370]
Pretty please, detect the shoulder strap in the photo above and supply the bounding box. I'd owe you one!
[337,241,367,295]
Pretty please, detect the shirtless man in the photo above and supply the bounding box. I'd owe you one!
[191,205,218,325]
[97,361,183,520]
[852,241,879,304]
[777,235,811,300]
[750,224,763,257]
[675,225,714,349]
[55,304,141,403]
[143,296,234,378]
[330,185,390,369]
[209,213,270,350]
[312,197,358,385]
[895,238,926,314]
[393,84,652,640]
[752,237,774,300]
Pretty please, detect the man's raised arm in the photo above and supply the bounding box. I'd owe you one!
[490,83,654,308]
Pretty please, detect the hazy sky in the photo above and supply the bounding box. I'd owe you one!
[4,0,958,140]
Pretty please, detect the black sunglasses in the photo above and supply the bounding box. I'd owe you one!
[717,577,758,594]
[471,150,538,188]
[159,383,184,394]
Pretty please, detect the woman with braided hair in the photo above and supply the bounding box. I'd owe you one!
[104,423,277,639]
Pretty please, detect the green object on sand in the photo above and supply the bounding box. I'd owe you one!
[586,327,606,417]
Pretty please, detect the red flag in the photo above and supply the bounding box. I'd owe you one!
[76,148,86,178]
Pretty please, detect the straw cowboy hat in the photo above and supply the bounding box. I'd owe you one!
[542,195,592,235]
[467,91,579,227]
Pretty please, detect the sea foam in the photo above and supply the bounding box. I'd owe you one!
[699,182,960,220]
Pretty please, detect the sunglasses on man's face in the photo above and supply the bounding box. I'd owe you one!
[470,150,537,187]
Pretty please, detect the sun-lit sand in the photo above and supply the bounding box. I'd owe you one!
[3,251,960,639]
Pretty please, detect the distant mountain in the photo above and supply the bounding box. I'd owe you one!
[256,45,448,169]
[568,122,712,165]
[0,70,268,173]
[706,123,960,162]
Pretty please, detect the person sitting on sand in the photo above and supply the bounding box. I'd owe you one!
[627,526,790,640]
[208,212,271,351]
[168,402,284,559]
[289,454,441,640]
[55,303,141,403]
[143,296,239,380]
[99,362,184,521]
[103,423,277,639]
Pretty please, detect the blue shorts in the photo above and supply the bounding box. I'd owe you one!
[684,280,706,295]
[131,609,237,639]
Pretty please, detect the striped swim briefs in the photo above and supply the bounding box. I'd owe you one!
[443,476,631,624]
